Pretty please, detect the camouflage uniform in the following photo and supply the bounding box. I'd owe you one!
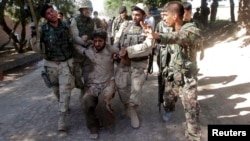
[39,20,74,110]
[70,15,95,90]
[114,17,153,128]
[159,22,202,140]
[70,0,103,95]
[111,15,131,42]
[155,20,177,109]
[32,18,75,131]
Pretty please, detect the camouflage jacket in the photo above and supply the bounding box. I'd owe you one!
[40,20,74,61]
[113,21,153,68]
[111,15,131,38]
[159,22,203,74]
[70,15,95,46]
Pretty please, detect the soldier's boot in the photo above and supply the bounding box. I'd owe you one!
[58,112,67,131]
[129,106,140,129]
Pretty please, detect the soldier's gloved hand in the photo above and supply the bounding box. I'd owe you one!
[81,35,88,41]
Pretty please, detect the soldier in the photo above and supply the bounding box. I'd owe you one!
[32,4,74,132]
[77,29,118,139]
[114,3,153,129]
[70,0,102,103]
[182,2,204,65]
[154,11,175,118]
[111,6,131,42]
[145,1,203,141]
[92,11,106,30]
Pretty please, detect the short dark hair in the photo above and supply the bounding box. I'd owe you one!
[92,29,107,40]
[58,11,63,16]
[182,2,192,10]
[40,4,53,17]
[163,1,184,19]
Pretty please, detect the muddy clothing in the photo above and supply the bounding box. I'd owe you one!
[34,20,74,113]
[159,22,202,139]
[70,15,97,89]
[114,21,153,107]
[80,44,118,133]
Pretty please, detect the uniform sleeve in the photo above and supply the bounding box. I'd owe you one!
[159,28,194,45]
[126,38,153,58]
[69,18,86,46]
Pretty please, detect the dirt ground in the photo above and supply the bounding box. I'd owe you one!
[1,21,250,141]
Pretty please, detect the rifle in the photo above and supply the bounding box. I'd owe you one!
[146,47,155,80]
[158,44,170,112]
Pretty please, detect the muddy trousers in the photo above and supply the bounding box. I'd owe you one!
[81,80,115,133]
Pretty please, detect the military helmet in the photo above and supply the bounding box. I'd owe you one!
[79,0,93,11]
[131,3,149,15]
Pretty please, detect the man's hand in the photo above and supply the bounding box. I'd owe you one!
[140,21,160,40]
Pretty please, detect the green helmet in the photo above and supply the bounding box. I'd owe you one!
[79,0,93,11]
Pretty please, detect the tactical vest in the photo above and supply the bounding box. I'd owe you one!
[41,21,73,61]
[75,15,95,39]
[120,22,147,61]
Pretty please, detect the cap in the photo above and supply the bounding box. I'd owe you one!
[119,6,127,14]
[132,3,149,15]
[40,4,53,18]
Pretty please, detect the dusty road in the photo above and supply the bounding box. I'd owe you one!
[1,31,250,141]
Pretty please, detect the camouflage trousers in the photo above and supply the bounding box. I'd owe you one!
[72,61,84,89]
[45,61,74,113]
[163,75,201,140]
[81,80,116,132]
[73,56,92,92]
[115,65,146,107]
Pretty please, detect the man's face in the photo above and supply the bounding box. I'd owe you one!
[120,11,127,19]
[80,8,92,17]
[93,37,105,51]
[57,14,63,20]
[161,11,175,27]
[183,9,192,21]
[45,8,58,22]
[131,10,144,25]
